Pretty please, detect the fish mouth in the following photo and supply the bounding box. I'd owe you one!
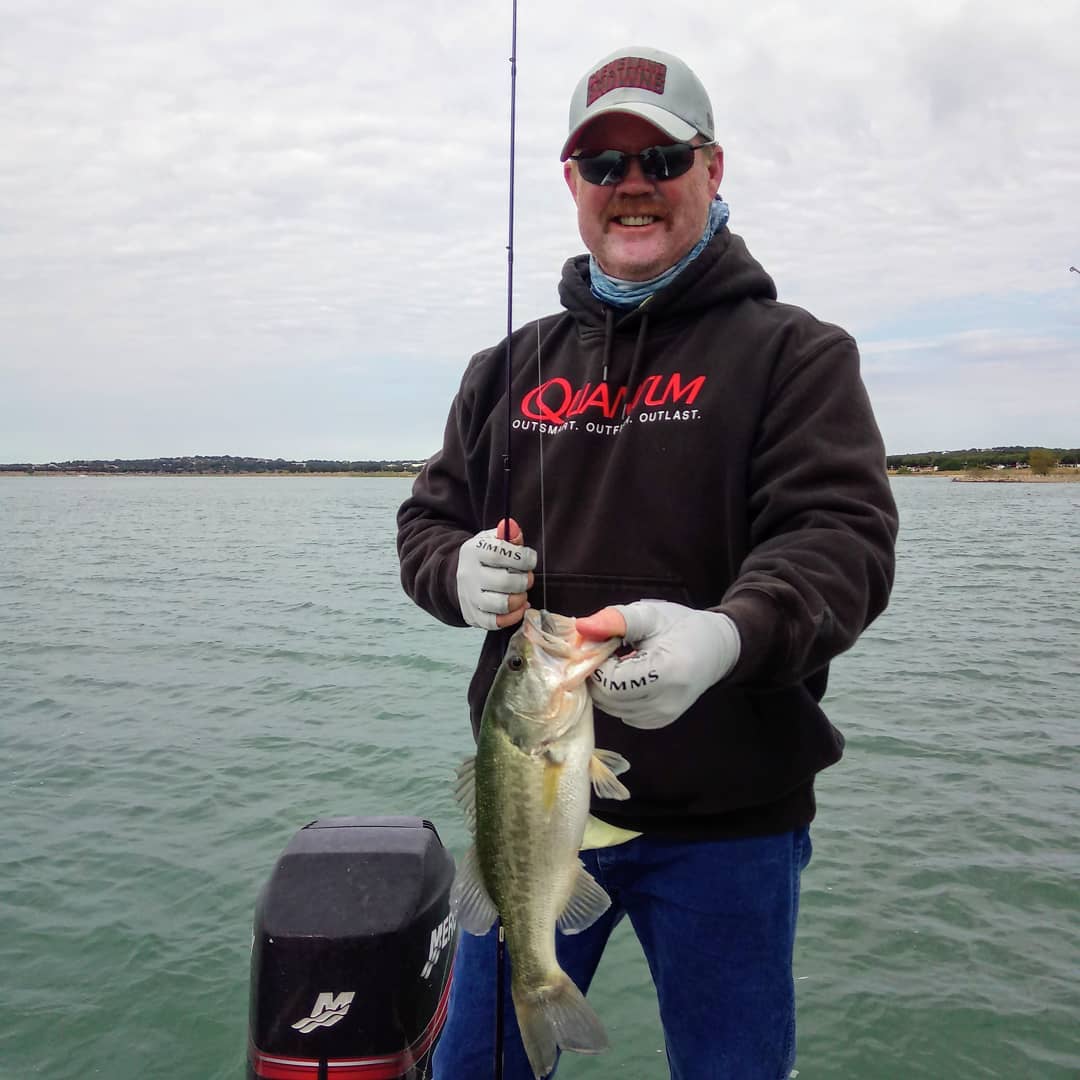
[522,609,574,653]
[522,609,620,688]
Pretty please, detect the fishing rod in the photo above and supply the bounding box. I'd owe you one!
[500,2,519,549]
[495,3,519,1078]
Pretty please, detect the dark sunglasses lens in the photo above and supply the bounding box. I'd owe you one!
[643,144,695,180]
[576,144,699,185]
[576,150,627,186]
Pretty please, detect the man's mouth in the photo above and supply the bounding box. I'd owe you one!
[612,214,661,227]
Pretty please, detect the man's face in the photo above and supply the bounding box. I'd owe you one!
[563,112,724,282]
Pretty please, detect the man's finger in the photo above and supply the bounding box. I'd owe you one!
[494,517,524,545]
[496,599,529,629]
[576,607,628,641]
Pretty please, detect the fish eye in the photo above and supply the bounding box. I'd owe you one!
[507,654,525,672]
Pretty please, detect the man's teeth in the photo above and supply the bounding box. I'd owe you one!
[616,215,658,226]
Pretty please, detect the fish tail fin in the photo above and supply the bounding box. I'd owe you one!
[512,970,609,1079]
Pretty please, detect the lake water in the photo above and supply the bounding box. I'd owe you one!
[1,476,1077,1079]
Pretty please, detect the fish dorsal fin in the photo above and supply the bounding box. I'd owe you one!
[589,749,631,801]
[453,755,477,833]
[450,845,499,935]
[556,861,611,935]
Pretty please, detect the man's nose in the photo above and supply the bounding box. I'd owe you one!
[614,156,654,194]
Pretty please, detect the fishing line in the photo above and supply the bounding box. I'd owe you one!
[494,3,519,1078]
[537,318,547,612]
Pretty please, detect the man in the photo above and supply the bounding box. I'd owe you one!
[397,45,898,1079]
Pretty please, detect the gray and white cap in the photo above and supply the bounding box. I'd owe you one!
[560,46,715,162]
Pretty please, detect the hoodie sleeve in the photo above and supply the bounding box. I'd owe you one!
[718,332,898,686]
[396,354,490,628]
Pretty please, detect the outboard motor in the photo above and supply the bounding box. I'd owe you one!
[248,816,457,1079]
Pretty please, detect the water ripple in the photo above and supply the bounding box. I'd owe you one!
[2,476,1078,1079]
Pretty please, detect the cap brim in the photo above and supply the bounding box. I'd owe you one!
[560,103,698,161]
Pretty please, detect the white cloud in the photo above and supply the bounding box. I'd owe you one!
[1,0,1078,459]
[863,324,1080,452]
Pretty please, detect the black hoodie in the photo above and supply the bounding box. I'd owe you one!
[398,227,898,839]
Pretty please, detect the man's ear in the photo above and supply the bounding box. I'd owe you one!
[564,160,579,201]
[709,147,725,194]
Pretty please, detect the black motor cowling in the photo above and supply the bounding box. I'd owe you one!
[248,816,457,1079]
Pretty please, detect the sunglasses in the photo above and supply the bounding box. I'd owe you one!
[571,141,717,186]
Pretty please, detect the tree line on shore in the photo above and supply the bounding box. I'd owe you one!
[3,447,1077,476]
[887,447,1078,473]
[0,455,426,475]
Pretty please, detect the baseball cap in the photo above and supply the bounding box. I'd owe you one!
[560,46,715,161]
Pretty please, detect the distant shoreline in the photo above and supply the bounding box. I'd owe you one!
[0,471,420,479]
[888,469,1080,483]
[6,469,1077,482]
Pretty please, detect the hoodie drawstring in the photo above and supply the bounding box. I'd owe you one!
[629,311,649,375]
[596,303,653,420]
[601,307,615,384]
[622,312,650,418]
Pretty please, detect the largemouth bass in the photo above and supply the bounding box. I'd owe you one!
[452,608,631,1079]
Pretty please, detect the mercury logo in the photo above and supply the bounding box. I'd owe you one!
[420,910,456,979]
[291,991,356,1034]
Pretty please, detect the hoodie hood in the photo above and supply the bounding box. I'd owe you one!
[558,227,778,331]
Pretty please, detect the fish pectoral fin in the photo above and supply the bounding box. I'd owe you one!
[589,749,631,801]
[453,755,477,833]
[593,748,629,776]
[556,860,611,935]
[450,845,499,935]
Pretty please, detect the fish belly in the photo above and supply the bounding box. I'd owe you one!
[477,725,592,986]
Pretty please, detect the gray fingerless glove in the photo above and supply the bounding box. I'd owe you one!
[589,599,741,729]
[455,528,537,630]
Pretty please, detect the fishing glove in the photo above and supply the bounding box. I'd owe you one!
[455,528,537,630]
[589,600,741,729]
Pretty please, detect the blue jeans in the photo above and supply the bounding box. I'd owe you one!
[433,826,812,1079]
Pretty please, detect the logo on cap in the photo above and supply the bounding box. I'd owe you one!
[586,57,667,106]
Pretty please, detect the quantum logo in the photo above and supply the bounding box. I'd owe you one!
[520,372,706,426]
[291,991,356,1034]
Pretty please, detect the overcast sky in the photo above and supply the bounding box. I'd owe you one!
[2,0,1078,461]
